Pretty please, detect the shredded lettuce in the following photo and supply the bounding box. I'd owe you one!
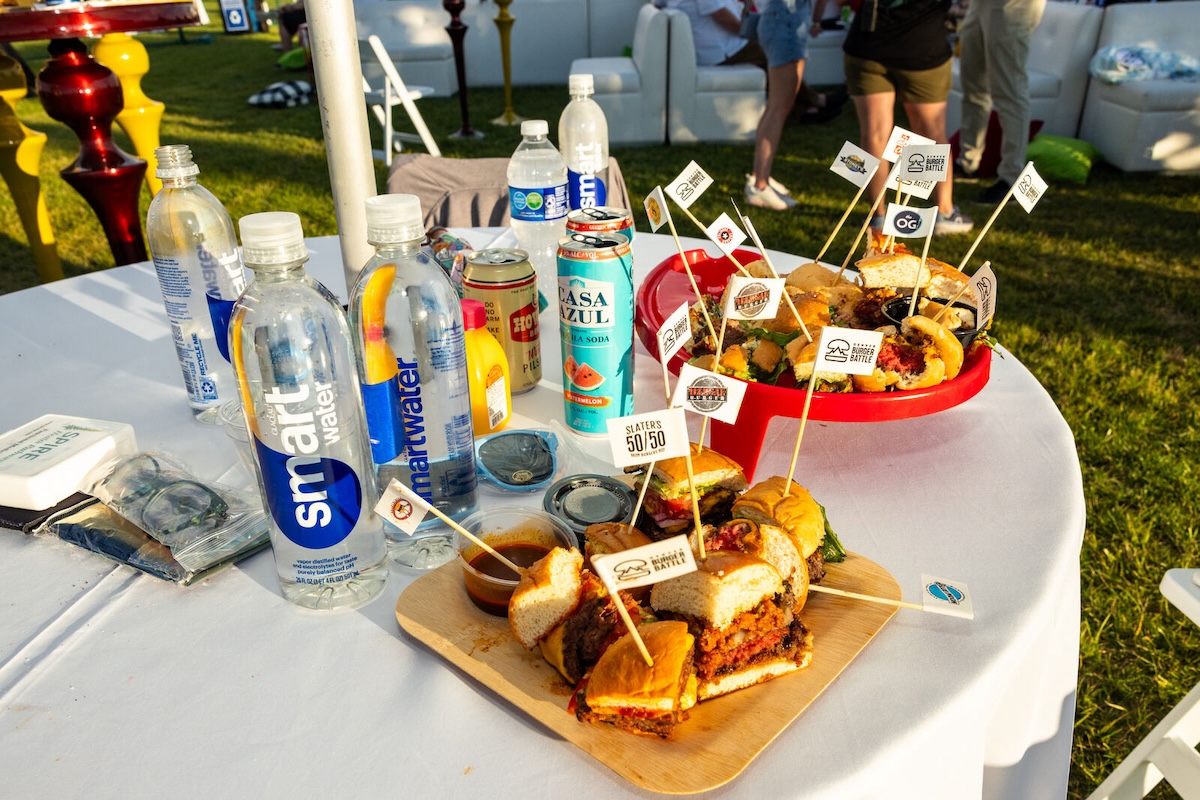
[817,502,847,563]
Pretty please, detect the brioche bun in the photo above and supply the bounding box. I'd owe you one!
[785,261,851,291]
[784,339,848,387]
[856,252,930,291]
[731,477,825,559]
[925,258,977,305]
[582,621,697,715]
[650,551,783,631]
[508,547,584,649]
[651,444,747,498]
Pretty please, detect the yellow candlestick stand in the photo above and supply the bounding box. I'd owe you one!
[490,0,524,126]
[93,33,165,195]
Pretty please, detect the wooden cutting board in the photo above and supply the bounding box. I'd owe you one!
[395,552,900,794]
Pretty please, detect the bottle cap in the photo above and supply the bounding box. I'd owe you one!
[239,212,308,269]
[568,74,594,96]
[365,194,425,244]
[520,119,549,138]
[154,144,200,179]
[461,298,487,330]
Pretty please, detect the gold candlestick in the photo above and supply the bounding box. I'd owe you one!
[490,0,524,126]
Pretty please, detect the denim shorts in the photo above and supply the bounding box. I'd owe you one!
[757,0,811,69]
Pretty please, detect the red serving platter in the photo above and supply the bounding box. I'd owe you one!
[635,249,992,476]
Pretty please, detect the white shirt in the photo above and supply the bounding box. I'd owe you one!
[667,0,750,66]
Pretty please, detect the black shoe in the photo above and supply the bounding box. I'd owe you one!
[799,103,844,124]
[974,179,1012,205]
[825,87,850,109]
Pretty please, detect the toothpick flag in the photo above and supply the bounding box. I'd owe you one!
[590,535,698,593]
[813,325,885,377]
[970,262,997,328]
[376,479,432,535]
[722,274,786,321]
[705,212,748,257]
[656,302,693,363]
[921,575,975,619]
[666,160,714,210]
[881,204,939,239]
[830,141,881,188]
[671,362,748,425]
[644,186,671,231]
[1011,161,1048,213]
[606,407,691,469]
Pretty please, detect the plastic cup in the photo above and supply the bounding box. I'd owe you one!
[455,507,576,616]
[218,399,257,479]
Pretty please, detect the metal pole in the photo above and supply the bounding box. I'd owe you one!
[305,0,377,294]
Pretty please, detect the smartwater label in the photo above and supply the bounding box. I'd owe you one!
[254,438,364,549]
[361,376,404,464]
[206,293,237,363]
[567,169,608,209]
[509,184,568,223]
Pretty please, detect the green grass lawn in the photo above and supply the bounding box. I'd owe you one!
[2,11,1200,798]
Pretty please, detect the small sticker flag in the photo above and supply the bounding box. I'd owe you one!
[656,302,693,362]
[881,204,939,239]
[1012,161,1048,213]
[969,262,997,329]
[882,126,934,163]
[704,212,747,256]
[375,479,433,535]
[920,574,975,619]
[591,534,697,592]
[898,143,951,183]
[671,362,748,425]
[644,185,671,231]
[606,407,691,469]
[666,160,714,210]
[813,325,884,376]
[830,141,881,188]
[722,274,786,321]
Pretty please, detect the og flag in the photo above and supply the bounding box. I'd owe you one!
[882,204,939,239]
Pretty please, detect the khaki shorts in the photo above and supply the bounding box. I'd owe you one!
[844,55,951,104]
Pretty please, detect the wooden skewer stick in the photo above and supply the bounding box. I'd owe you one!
[906,231,935,319]
[809,583,924,611]
[678,204,753,278]
[663,215,719,348]
[698,314,731,455]
[835,167,896,283]
[932,260,990,324]
[596,571,655,666]
[737,208,814,343]
[682,448,707,560]
[784,368,820,495]
[813,180,869,266]
[954,187,1014,277]
[422,497,525,576]
[624,458,657,547]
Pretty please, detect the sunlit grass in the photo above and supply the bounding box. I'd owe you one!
[1,6,1199,797]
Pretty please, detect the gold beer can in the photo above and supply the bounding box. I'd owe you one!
[461,248,542,393]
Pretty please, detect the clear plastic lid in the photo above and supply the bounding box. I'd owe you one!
[154,144,200,179]
[568,74,594,96]
[365,194,425,245]
[520,119,549,138]
[238,212,308,269]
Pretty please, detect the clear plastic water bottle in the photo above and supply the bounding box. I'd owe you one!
[507,120,568,304]
[558,73,610,211]
[348,194,478,570]
[145,144,246,423]
[230,211,389,610]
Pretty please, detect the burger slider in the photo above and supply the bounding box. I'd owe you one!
[698,518,809,609]
[651,551,813,702]
[731,476,845,585]
[508,547,585,650]
[571,621,698,738]
[628,445,749,540]
[583,522,654,602]
[856,251,931,292]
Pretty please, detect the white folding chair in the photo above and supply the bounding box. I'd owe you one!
[1088,569,1200,800]
[361,34,441,165]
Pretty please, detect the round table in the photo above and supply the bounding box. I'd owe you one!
[0,231,1084,799]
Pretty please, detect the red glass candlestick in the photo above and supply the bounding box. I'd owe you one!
[37,38,148,266]
[443,0,482,140]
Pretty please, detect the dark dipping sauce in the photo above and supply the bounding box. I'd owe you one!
[464,542,552,616]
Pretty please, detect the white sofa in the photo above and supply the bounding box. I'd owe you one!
[1078,0,1200,173]
[805,25,847,86]
[663,7,766,144]
[354,0,647,95]
[946,0,1103,140]
[569,4,669,145]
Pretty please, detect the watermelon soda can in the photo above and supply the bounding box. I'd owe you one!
[557,232,634,436]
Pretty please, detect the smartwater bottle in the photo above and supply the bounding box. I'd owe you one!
[348,194,478,570]
[507,120,568,304]
[230,211,389,610]
[558,73,610,210]
[145,144,246,423]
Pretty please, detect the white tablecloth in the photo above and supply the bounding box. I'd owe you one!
[0,230,1083,799]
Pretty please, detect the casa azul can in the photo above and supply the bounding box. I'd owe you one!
[557,232,634,436]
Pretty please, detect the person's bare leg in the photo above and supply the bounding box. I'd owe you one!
[904,100,955,215]
[853,91,896,213]
[752,59,804,191]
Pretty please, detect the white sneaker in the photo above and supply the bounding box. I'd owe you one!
[744,180,792,210]
[745,174,794,198]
